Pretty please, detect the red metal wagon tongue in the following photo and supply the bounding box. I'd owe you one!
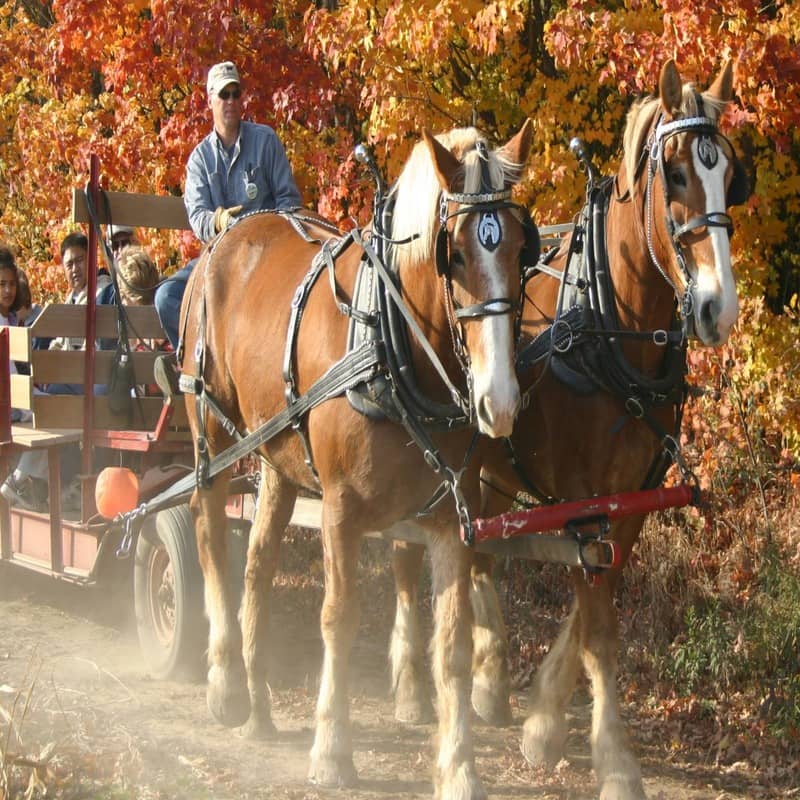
[461,483,697,575]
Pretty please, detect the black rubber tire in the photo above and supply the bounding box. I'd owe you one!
[134,504,207,681]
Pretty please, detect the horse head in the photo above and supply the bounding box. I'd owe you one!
[622,59,747,345]
[391,122,535,438]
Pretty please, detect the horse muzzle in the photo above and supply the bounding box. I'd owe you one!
[475,382,521,438]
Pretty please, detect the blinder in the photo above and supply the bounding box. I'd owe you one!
[520,207,541,270]
[727,155,750,207]
[435,225,450,277]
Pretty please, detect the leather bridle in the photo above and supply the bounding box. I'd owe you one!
[644,110,737,336]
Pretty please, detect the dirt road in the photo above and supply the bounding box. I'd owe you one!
[0,548,759,800]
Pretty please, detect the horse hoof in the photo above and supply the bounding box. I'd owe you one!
[471,684,513,727]
[599,775,647,800]
[239,714,278,741]
[521,713,567,769]
[206,667,251,728]
[437,764,488,800]
[394,681,434,724]
[308,756,358,788]
[395,698,434,724]
[394,668,433,724]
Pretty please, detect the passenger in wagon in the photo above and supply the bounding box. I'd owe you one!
[152,60,302,395]
[0,245,162,513]
[98,243,159,308]
[0,247,35,424]
[15,268,43,328]
[106,224,138,259]
[0,245,23,326]
[117,245,170,395]
[39,232,114,356]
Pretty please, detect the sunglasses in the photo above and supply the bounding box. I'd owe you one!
[218,88,241,101]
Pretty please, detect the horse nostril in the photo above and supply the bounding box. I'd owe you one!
[477,396,492,427]
[700,297,718,330]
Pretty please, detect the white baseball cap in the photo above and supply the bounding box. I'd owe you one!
[207,61,240,96]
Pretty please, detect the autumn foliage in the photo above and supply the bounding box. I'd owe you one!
[0,0,799,782]
[0,1,798,458]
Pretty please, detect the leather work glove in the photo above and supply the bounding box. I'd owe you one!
[213,204,243,233]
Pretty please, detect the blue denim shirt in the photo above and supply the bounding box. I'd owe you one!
[184,120,303,243]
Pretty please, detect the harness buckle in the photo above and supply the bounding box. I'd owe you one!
[196,435,211,488]
[567,516,611,585]
[439,194,449,226]
[649,136,661,163]
[652,329,668,346]
[424,449,443,472]
[550,318,575,353]
[625,396,645,418]
[681,289,695,319]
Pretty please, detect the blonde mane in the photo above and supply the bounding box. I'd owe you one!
[623,81,729,185]
[389,127,523,271]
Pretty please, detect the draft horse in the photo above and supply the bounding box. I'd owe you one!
[179,122,535,799]
[390,59,748,800]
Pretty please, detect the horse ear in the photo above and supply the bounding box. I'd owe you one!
[498,119,534,172]
[707,59,734,103]
[423,129,462,190]
[659,59,683,116]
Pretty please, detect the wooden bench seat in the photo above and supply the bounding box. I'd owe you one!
[7,423,82,448]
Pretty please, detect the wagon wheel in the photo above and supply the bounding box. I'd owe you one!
[134,504,207,681]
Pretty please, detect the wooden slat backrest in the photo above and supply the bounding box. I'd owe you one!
[29,394,175,430]
[28,304,166,340]
[71,189,191,230]
[9,305,186,431]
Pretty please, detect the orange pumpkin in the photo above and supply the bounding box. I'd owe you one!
[95,467,139,519]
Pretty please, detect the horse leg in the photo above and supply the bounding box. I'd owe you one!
[428,530,486,800]
[390,540,511,727]
[308,519,361,787]
[193,466,250,727]
[579,520,645,800]
[469,552,512,726]
[390,539,434,724]
[240,463,297,740]
[521,603,582,768]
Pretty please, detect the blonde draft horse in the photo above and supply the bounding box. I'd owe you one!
[390,60,746,800]
[181,122,534,799]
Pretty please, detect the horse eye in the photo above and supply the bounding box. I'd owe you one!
[668,168,687,188]
[450,251,465,270]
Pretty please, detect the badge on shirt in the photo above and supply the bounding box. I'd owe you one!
[244,166,258,200]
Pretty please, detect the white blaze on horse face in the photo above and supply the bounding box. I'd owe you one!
[468,242,520,439]
[690,138,739,344]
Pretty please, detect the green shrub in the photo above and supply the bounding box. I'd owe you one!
[669,599,742,693]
